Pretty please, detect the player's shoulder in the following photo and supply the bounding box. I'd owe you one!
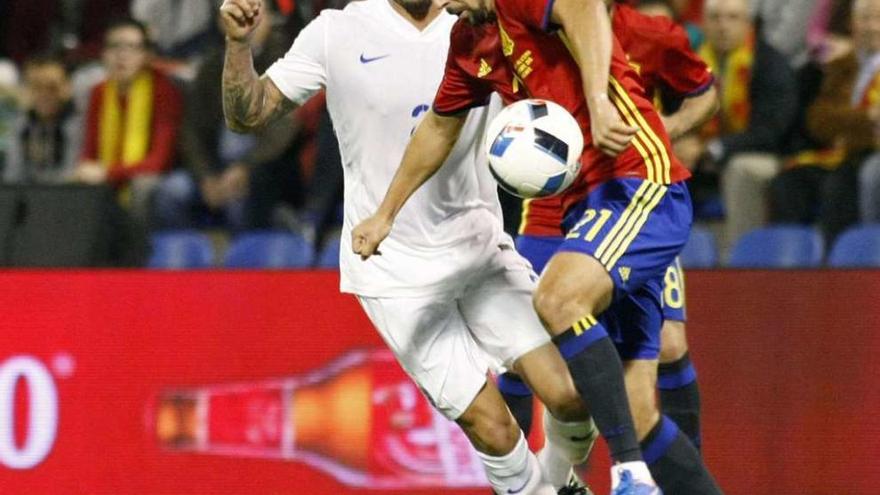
[450,19,500,52]
[613,5,689,46]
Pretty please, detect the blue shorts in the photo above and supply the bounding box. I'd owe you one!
[517,178,692,359]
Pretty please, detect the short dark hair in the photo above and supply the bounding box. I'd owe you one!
[23,53,70,76]
[103,17,152,48]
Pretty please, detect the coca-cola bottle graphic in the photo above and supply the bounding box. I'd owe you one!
[152,348,490,489]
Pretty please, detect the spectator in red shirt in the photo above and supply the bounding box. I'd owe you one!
[75,17,182,226]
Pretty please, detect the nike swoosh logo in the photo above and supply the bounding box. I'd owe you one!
[360,53,390,64]
[507,473,531,494]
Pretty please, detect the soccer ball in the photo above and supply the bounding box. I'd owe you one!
[484,99,584,198]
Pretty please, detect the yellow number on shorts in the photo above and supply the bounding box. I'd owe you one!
[566,209,613,241]
[585,209,613,241]
[663,263,685,309]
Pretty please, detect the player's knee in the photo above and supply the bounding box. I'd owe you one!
[541,382,589,422]
[533,283,594,333]
[456,406,520,456]
[659,321,688,363]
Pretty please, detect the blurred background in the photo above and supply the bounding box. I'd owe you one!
[0,0,876,270]
[1,1,880,495]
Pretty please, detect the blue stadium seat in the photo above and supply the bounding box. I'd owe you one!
[315,232,341,269]
[728,226,824,268]
[224,231,314,268]
[828,224,880,267]
[148,231,214,269]
[679,226,718,268]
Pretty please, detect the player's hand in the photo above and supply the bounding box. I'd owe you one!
[588,94,638,156]
[351,215,391,260]
[219,0,264,43]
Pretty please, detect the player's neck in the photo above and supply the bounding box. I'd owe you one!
[387,0,443,31]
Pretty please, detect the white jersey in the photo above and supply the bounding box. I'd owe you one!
[267,0,507,297]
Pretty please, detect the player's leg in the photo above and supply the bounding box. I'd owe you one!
[459,246,597,491]
[572,180,719,494]
[497,234,567,437]
[357,295,555,495]
[496,372,535,436]
[533,181,672,490]
[603,287,718,493]
[534,250,660,491]
[658,259,702,451]
[457,380,557,495]
[513,344,599,490]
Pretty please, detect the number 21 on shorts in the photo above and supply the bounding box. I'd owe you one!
[566,208,613,242]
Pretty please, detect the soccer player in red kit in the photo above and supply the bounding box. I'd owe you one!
[502,0,719,461]
[352,0,722,492]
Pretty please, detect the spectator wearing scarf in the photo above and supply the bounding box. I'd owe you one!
[76,17,181,226]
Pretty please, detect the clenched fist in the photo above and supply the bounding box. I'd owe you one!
[219,0,264,43]
[351,215,392,260]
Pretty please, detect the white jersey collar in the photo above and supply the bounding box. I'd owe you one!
[375,0,454,40]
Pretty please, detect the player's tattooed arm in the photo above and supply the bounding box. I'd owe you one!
[352,110,467,260]
[222,42,297,132]
[220,0,297,132]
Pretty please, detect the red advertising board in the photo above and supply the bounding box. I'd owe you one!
[0,270,879,494]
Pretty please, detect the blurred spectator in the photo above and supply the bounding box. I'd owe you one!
[752,0,818,71]
[771,0,880,241]
[131,0,220,81]
[0,59,21,173]
[691,0,797,243]
[75,18,182,227]
[153,9,305,231]
[4,55,82,184]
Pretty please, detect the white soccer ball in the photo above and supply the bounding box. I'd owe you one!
[484,99,584,198]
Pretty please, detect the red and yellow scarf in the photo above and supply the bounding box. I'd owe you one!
[699,32,755,138]
[98,70,154,168]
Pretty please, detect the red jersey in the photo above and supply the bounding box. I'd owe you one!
[434,0,689,236]
[612,4,714,106]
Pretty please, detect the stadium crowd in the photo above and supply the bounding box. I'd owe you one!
[0,0,875,267]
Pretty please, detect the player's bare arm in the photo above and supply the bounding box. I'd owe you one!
[220,0,297,132]
[352,110,466,259]
[662,86,720,140]
[551,0,637,156]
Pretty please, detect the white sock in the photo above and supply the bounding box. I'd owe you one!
[538,411,598,489]
[610,460,656,488]
[477,432,556,495]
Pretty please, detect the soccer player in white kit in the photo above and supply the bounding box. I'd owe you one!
[218,1,629,493]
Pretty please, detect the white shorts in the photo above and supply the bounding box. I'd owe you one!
[358,245,550,420]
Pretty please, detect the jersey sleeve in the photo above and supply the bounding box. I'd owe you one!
[657,24,715,97]
[500,0,555,31]
[432,32,494,116]
[265,13,328,105]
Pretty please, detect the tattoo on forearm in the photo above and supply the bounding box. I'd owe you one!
[222,42,265,130]
[265,96,297,125]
